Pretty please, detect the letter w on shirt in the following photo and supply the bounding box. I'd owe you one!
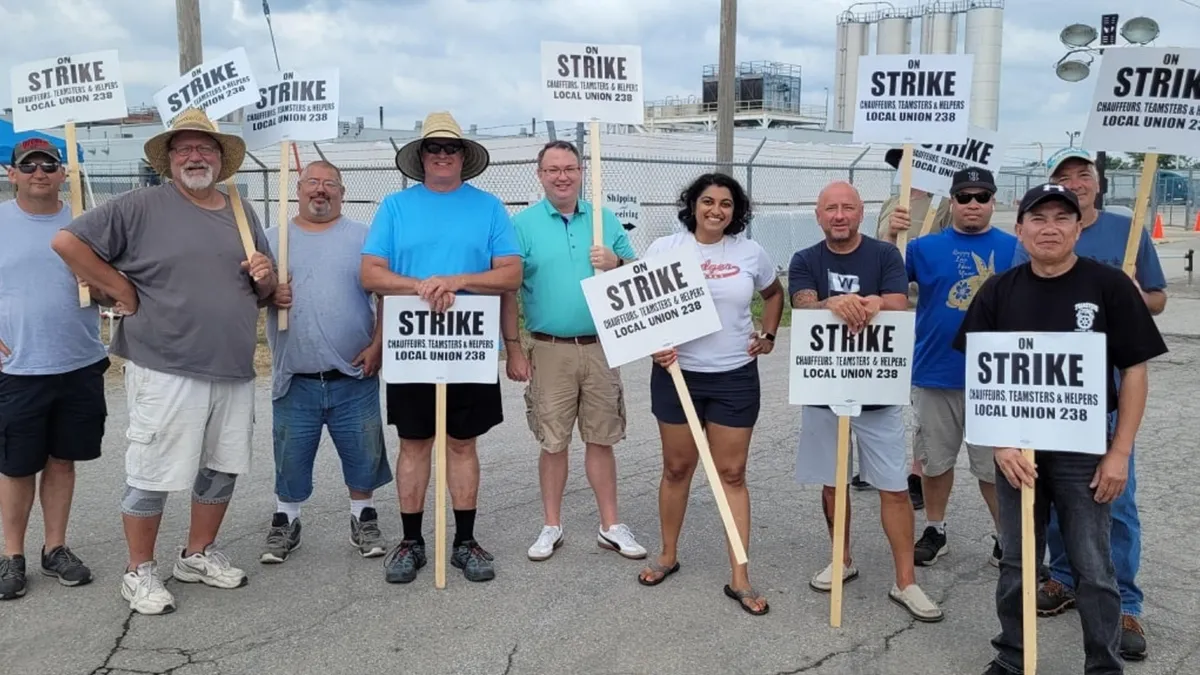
[828,271,860,294]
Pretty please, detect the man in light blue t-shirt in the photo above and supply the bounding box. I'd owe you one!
[259,160,393,566]
[904,168,1017,570]
[1026,148,1165,660]
[361,112,522,586]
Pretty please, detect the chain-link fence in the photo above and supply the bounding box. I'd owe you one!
[4,155,1196,273]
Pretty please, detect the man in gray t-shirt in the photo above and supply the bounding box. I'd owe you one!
[258,160,392,565]
[51,109,279,616]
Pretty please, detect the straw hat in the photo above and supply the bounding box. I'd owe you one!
[395,111,489,182]
[143,108,246,184]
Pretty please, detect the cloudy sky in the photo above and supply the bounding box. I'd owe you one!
[3,0,1197,161]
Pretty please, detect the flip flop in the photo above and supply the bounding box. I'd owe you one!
[724,585,770,616]
[637,560,680,586]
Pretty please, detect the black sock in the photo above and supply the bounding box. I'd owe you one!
[453,509,476,547]
[401,511,424,545]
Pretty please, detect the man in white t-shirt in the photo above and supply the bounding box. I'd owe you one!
[636,173,784,617]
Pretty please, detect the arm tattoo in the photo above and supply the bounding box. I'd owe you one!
[791,289,826,309]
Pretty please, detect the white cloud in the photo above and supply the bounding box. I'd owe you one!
[2,0,1198,166]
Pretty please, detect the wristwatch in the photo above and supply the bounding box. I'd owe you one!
[762,332,775,342]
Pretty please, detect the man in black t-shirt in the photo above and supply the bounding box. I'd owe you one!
[954,183,1167,675]
[789,181,943,623]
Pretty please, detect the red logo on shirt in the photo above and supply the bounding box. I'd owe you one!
[701,259,740,279]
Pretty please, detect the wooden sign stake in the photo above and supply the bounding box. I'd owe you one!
[1123,153,1159,277]
[434,382,448,589]
[919,197,944,237]
[895,144,915,259]
[1021,448,1038,673]
[589,119,603,257]
[64,122,90,307]
[827,406,858,627]
[277,142,291,330]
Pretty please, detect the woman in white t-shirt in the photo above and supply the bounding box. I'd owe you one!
[635,173,784,616]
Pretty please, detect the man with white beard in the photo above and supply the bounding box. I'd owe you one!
[52,108,278,616]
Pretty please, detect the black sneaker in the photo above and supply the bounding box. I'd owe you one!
[40,545,93,586]
[1120,614,1147,661]
[383,540,426,584]
[850,474,874,491]
[989,535,1002,568]
[451,539,495,582]
[0,555,27,600]
[981,661,1014,675]
[351,508,386,558]
[1036,578,1076,616]
[908,474,925,510]
[260,513,301,564]
[914,526,948,566]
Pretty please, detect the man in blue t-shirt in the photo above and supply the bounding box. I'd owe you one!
[904,168,1017,570]
[361,112,522,586]
[1025,148,1165,660]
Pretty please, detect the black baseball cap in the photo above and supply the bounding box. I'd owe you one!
[1017,183,1081,222]
[884,148,903,169]
[10,138,63,165]
[950,167,996,194]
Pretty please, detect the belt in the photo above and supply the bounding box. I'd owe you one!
[294,369,348,381]
[530,331,598,345]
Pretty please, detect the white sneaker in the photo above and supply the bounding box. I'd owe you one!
[809,561,859,592]
[172,545,248,589]
[527,525,563,561]
[889,583,945,622]
[121,561,176,615]
[597,524,647,559]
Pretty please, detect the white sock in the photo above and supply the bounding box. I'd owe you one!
[927,520,946,534]
[277,499,301,523]
[351,499,373,519]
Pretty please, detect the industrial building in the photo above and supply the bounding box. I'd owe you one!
[833,0,1005,131]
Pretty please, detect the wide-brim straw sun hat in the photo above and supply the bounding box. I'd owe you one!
[143,107,246,184]
[395,111,490,182]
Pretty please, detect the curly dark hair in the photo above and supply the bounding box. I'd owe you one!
[677,172,753,237]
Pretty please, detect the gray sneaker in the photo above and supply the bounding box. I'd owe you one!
[41,545,93,586]
[0,555,27,600]
[451,539,495,582]
[351,508,386,558]
[260,513,301,564]
[383,540,426,584]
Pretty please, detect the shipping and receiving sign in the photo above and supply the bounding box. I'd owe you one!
[581,245,721,368]
[788,310,915,407]
[9,50,128,131]
[605,191,641,230]
[153,47,258,127]
[964,332,1107,454]
[1082,47,1200,156]
[853,54,973,144]
[541,42,644,125]
[381,296,500,385]
[898,125,1008,197]
[242,68,340,150]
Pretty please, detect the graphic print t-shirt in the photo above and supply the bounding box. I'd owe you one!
[906,227,1018,389]
[953,257,1168,413]
[644,232,776,373]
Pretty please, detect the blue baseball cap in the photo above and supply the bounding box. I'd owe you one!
[1046,147,1095,178]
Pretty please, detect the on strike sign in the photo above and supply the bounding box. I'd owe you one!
[964,332,1107,454]
[901,125,1007,197]
[153,47,258,127]
[381,296,500,385]
[788,310,915,407]
[1082,47,1200,156]
[10,50,128,131]
[853,54,973,144]
[541,42,644,125]
[581,246,721,368]
[242,68,340,150]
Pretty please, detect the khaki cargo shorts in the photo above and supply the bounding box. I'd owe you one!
[911,386,995,483]
[523,339,626,453]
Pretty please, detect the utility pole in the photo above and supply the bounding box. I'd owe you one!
[716,0,737,174]
[176,0,203,74]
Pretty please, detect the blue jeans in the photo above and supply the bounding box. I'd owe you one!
[1045,411,1142,616]
[993,451,1122,675]
[272,375,392,502]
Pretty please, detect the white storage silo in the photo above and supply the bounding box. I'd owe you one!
[929,11,957,53]
[876,16,912,54]
[834,19,870,131]
[964,5,1003,130]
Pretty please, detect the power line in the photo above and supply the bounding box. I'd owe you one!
[1176,0,1200,10]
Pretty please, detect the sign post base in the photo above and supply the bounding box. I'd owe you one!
[827,404,861,628]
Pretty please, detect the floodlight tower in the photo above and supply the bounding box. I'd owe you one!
[1053,14,1160,209]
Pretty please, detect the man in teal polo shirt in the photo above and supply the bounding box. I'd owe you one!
[500,140,645,563]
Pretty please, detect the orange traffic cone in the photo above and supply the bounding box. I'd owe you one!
[1193,212,1200,232]
[1152,213,1164,240]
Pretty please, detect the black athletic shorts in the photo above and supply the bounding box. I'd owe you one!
[386,381,504,441]
[650,359,761,429]
[0,358,109,477]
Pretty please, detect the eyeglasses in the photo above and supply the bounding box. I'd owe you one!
[953,192,993,204]
[301,178,342,190]
[541,166,580,177]
[16,161,61,174]
[421,142,462,156]
[169,144,219,158]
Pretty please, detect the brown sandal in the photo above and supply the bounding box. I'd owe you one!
[724,585,769,615]
[637,560,680,586]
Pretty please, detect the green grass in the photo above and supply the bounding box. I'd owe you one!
[751,275,792,329]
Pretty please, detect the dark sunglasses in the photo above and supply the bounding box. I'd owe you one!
[16,161,61,174]
[422,142,462,156]
[953,191,993,204]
